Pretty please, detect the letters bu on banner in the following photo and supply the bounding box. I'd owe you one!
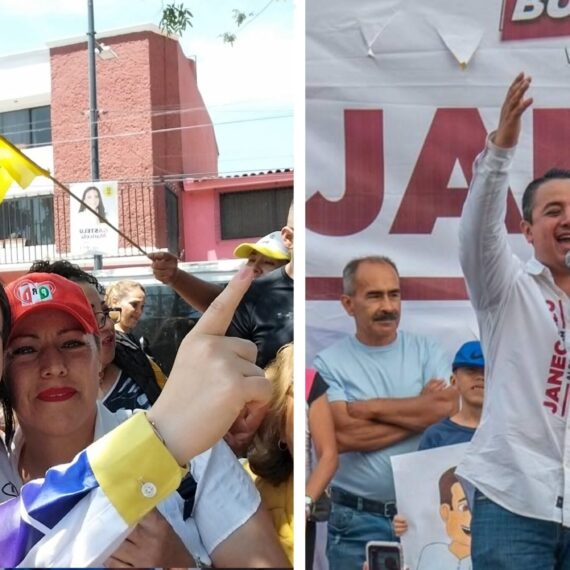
[392,444,471,570]
[70,181,119,257]
[306,0,570,364]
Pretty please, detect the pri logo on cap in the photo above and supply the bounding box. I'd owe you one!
[15,281,55,306]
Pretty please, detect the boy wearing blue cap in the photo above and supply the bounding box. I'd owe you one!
[393,341,485,539]
[418,341,485,451]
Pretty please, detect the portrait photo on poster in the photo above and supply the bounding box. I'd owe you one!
[69,181,119,256]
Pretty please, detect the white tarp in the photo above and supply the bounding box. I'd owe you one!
[306,0,570,365]
[70,181,119,257]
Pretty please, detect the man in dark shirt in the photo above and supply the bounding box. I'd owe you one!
[228,201,294,366]
[150,203,294,368]
[227,263,293,368]
[223,203,294,454]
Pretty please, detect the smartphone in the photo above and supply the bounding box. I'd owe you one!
[366,541,403,570]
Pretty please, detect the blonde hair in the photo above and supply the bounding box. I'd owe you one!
[266,342,294,422]
[105,280,145,307]
[248,343,293,485]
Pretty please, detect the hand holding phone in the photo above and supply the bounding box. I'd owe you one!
[366,541,403,570]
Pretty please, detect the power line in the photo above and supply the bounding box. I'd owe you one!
[2,111,292,148]
[239,0,278,33]
[1,106,292,139]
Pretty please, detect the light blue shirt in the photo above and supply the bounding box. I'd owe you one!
[314,331,450,501]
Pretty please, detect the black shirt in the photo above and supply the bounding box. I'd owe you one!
[228,266,293,368]
[308,372,328,406]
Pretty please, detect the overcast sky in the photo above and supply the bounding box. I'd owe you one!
[0,0,294,175]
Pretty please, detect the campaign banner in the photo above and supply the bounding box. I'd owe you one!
[306,0,570,364]
[392,444,471,570]
[70,181,119,257]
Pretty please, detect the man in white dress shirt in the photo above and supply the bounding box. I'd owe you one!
[457,73,570,568]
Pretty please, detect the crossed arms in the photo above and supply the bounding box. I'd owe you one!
[331,380,459,453]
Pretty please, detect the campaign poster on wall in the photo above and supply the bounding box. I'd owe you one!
[70,181,119,256]
[392,443,471,570]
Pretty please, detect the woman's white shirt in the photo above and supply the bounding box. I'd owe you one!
[6,402,261,565]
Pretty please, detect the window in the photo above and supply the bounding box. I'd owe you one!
[30,106,52,146]
[1,110,28,146]
[220,186,293,239]
[0,106,52,147]
[0,195,54,245]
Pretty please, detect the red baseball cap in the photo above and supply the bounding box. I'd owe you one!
[6,273,99,340]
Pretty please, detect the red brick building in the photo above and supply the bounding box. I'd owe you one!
[0,24,292,281]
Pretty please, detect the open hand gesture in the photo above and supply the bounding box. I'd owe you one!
[494,72,533,149]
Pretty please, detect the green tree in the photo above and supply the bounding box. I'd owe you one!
[160,1,282,44]
[159,2,193,36]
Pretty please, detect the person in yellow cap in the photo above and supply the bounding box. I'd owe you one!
[234,231,290,278]
[149,230,289,312]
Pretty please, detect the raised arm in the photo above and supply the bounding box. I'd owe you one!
[148,251,223,312]
[459,73,533,310]
[330,401,416,453]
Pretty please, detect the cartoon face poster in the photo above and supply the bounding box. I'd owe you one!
[391,443,471,570]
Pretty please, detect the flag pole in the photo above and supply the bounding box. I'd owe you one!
[87,0,103,270]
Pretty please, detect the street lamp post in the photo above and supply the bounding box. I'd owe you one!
[87,0,103,271]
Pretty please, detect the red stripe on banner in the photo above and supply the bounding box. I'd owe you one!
[306,277,469,301]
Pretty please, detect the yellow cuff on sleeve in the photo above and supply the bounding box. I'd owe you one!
[86,411,187,526]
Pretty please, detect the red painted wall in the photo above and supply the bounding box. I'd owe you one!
[176,48,218,177]
[49,29,218,254]
[181,172,293,260]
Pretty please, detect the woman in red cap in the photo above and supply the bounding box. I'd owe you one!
[0,269,286,568]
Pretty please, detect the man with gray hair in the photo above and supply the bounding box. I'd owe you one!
[314,255,459,570]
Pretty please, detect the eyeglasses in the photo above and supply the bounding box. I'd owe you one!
[93,307,122,329]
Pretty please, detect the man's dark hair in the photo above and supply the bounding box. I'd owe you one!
[522,169,570,223]
[342,256,399,296]
[28,259,105,295]
[438,466,459,507]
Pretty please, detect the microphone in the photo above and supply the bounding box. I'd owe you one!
[566,252,570,269]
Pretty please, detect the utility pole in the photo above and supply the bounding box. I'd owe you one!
[87,0,103,270]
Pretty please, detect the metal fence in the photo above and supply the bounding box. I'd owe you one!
[0,182,180,265]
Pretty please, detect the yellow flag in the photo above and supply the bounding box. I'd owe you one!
[0,136,49,203]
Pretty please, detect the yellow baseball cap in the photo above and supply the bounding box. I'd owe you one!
[233,231,290,261]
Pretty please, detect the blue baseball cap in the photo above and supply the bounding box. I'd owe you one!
[452,340,485,370]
